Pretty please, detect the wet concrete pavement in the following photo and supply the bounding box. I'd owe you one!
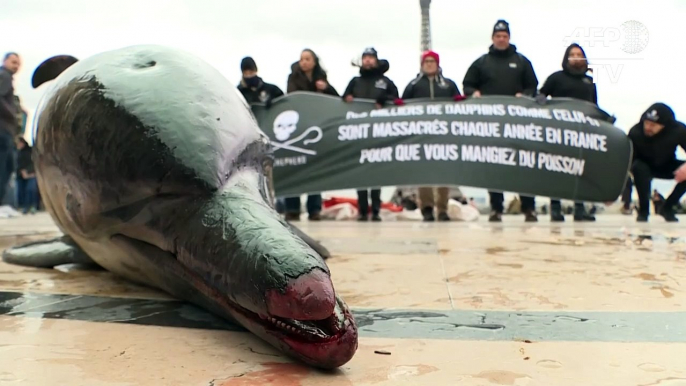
[1,212,685,385]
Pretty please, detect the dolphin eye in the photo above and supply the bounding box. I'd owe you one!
[133,60,157,69]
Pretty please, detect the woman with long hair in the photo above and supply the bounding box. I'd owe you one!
[282,49,339,221]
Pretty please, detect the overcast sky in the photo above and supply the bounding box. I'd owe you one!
[2,0,684,201]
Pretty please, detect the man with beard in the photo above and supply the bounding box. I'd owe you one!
[628,103,686,222]
[342,47,399,221]
[462,20,539,222]
[237,56,283,107]
[537,43,597,222]
[401,49,463,222]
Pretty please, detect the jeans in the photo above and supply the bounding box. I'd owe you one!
[0,130,13,205]
[16,177,39,213]
[284,194,322,215]
[632,159,686,216]
[622,177,633,209]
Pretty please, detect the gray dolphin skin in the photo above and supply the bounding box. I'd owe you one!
[2,45,357,369]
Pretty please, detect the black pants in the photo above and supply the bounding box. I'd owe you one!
[489,191,535,213]
[622,177,633,209]
[357,189,381,216]
[632,159,686,216]
[0,129,14,206]
[550,199,585,214]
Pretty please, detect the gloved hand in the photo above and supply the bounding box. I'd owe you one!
[453,94,466,101]
[394,98,405,106]
[375,95,389,106]
[535,94,547,105]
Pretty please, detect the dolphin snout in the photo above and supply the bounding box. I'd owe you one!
[265,269,335,320]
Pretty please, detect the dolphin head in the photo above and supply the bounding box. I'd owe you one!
[29,45,357,369]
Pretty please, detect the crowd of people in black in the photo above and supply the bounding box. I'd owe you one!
[2,19,685,223]
[235,19,686,224]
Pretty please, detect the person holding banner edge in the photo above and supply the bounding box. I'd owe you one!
[462,19,540,222]
[401,49,464,222]
[283,48,339,221]
[628,103,686,222]
[537,43,597,222]
[342,47,400,221]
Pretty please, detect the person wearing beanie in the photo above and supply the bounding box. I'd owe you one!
[627,102,686,222]
[236,56,283,108]
[400,49,462,222]
[538,43,598,223]
[462,19,540,223]
[342,47,400,222]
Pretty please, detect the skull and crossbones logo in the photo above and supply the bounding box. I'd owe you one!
[272,110,323,155]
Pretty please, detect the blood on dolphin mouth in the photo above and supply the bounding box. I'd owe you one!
[110,233,357,368]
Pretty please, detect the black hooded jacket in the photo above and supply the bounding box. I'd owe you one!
[402,70,461,100]
[0,66,18,132]
[342,59,399,105]
[462,44,538,97]
[286,61,339,96]
[628,104,686,169]
[237,76,284,106]
[539,44,597,104]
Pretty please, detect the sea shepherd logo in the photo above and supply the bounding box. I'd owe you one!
[271,110,323,167]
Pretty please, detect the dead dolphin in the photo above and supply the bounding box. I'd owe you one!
[2,45,357,369]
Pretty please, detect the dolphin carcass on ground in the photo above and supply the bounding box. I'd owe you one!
[2,45,357,369]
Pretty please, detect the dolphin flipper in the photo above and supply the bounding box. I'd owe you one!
[287,223,332,260]
[2,235,98,268]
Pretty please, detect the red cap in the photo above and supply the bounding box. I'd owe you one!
[421,50,439,66]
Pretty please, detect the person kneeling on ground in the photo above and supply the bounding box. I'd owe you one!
[628,102,686,222]
[400,50,463,222]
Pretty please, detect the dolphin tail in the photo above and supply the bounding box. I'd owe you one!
[287,222,331,260]
[2,235,98,268]
[31,55,78,89]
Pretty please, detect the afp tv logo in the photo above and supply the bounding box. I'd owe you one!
[563,20,649,84]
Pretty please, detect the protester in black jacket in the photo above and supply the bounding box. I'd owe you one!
[0,53,20,207]
[628,103,686,222]
[402,51,462,101]
[401,50,462,222]
[283,49,339,222]
[539,43,597,222]
[237,57,283,107]
[287,49,339,97]
[343,47,400,222]
[343,47,399,109]
[462,19,539,223]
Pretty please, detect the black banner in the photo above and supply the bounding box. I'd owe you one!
[251,92,632,202]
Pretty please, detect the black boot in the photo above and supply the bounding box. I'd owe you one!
[438,212,451,221]
[573,205,595,222]
[422,207,435,222]
[489,211,502,222]
[636,207,649,222]
[550,210,565,222]
[659,206,678,222]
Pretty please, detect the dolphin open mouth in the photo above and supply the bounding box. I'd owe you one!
[110,233,357,369]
